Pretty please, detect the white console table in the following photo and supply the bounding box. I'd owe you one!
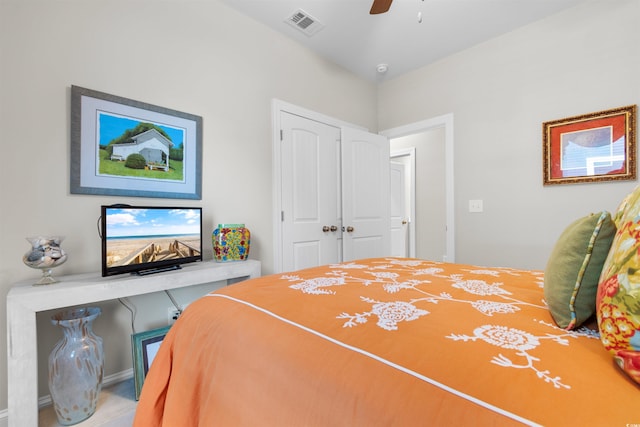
[6,259,261,427]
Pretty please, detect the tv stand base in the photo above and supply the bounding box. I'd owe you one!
[134,264,182,276]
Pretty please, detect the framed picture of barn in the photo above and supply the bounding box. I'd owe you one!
[70,85,202,199]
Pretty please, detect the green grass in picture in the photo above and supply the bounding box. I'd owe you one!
[98,149,183,181]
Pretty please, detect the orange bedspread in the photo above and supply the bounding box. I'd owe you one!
[134,258,639,426]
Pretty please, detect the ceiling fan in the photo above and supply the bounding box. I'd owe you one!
[370,0,393,14]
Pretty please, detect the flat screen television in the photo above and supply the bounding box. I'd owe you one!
[101,205,203,277]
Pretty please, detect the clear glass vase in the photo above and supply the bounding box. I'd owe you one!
[22,236,67,285]
[49,307,104,425]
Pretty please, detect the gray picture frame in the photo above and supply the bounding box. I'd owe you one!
[70,85,202,199]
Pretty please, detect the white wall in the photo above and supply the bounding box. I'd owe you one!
[379,0,640,270]
[0,0,377,415]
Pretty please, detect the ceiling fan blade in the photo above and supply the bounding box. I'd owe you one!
[370,0,393,14]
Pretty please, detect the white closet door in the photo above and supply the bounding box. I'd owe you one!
[280,112,341,272]
[390,161,408,257]
[341,127,391,261]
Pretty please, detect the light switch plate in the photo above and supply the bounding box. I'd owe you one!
[469,199,483,213]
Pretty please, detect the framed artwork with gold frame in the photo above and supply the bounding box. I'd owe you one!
[543,105,636,185]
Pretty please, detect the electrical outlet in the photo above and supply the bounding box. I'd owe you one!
[167,308,181,325]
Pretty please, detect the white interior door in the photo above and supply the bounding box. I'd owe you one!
[390,162,408,257]
[280,112,341,271]
[341,127,391,261]
[274,101,393,272]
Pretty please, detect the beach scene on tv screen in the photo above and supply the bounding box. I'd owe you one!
[105,208,201,268]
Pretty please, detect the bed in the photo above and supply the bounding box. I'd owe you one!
[133,254,640,426]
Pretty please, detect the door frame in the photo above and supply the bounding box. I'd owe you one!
[271,99,368,273]
[381,113,455,263]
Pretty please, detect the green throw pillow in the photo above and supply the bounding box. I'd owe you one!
[544,211,616,330]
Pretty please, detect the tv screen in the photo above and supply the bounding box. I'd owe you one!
[101,205,203,277]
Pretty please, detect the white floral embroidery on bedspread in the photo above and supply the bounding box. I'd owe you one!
[284,276,346,295]
[447,323,596,389]
[337,297,429,331]
[283,258,600,389]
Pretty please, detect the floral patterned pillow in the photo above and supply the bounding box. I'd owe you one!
[612,185,637,227]
[597,187,640,385]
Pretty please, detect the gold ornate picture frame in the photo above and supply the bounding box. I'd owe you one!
[543,105,636,185]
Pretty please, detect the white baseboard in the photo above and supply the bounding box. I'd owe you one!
[37,369,133,409]
[0,369,133,426]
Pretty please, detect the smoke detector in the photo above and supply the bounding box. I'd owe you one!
[376,63,389,74]
[285,9,324,36]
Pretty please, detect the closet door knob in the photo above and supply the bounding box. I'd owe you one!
[322,226,330,232]
[346,226,354,232]
[330,225,338,232]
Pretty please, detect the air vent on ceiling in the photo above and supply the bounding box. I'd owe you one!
[285,9,324,36]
